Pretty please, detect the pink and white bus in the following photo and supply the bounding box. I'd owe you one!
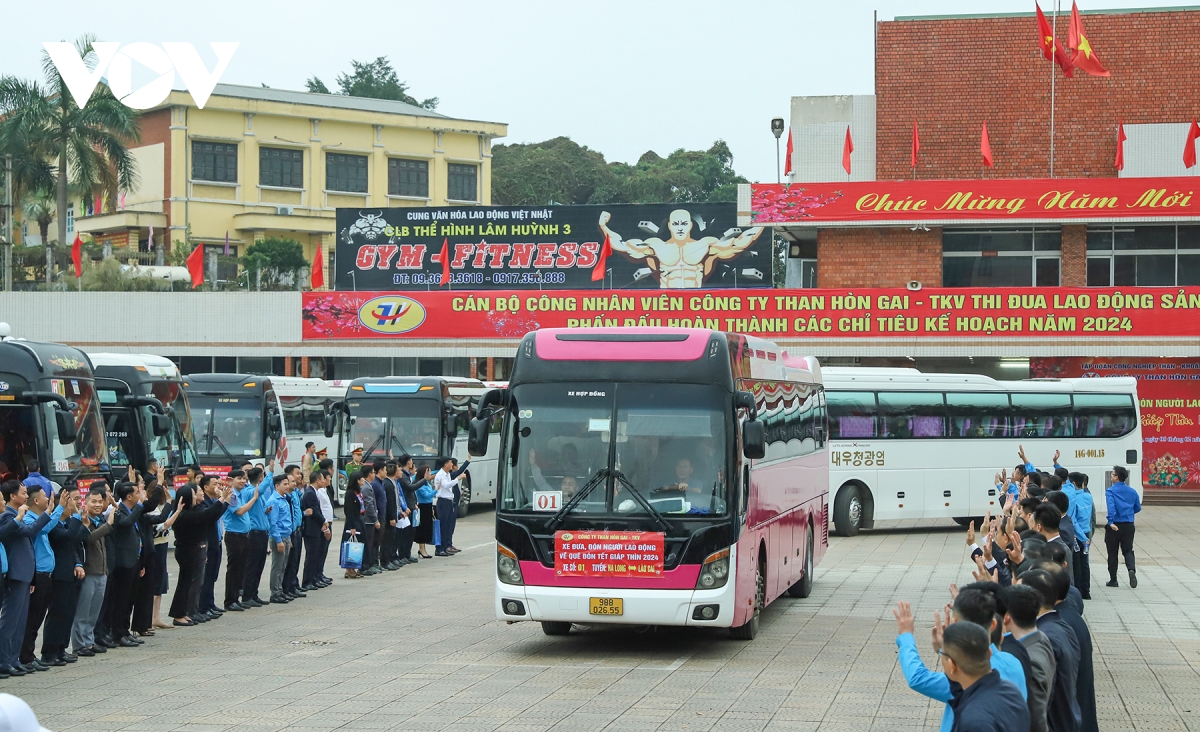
[468,328,828,640]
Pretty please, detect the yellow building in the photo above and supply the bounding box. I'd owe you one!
[75,83,507,284]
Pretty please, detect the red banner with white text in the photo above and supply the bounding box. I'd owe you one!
[1033,358,1200,491]
[302,288,1200,340]
[746,177,1200,225]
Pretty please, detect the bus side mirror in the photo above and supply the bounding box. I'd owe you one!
[55,408,78,445]
[468,418,489,457]
[151,413,171,437]
[445,413,458,438]
[742,420,766,460]
[734,390,758,420]
[268,411,282,441]
[323,412,337,439]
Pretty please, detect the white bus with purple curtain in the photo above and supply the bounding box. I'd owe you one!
[823,367,1141,536]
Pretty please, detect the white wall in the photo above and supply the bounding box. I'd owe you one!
[788,95,877,183]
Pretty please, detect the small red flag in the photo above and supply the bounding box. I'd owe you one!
[71,234,83,278]
[783,128,794,177]
[438,238,451,287]
[311,243,325,289]
[981,122,995,168]
[1185,119,1200,169]
[1068,1,1109,77]
[842,126,853,175]
[911,121,920,169]
[592,233,612,282]
[1114,121,1127,171]
[186,244,204,288]
[1036,3,1074,77]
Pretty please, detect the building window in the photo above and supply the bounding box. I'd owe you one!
[388,158,429,197]
[942,228,1061,287]
[1086,225,1200,286]
[326,153,368,193]
[192,141,238,183]
[447,163,477,201]
[65,203,73,234]
[786,239,818,288]
[259,147,303,188]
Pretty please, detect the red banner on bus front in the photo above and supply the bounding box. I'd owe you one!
[555,530,665,578]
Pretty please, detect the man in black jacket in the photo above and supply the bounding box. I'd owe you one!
[300,470,329,590]
[1038,561,1098,732]
[196,476,226,621]
[396,455,419,564]
[42,489,88,666]
[0,480,61,677]
[106,481,153,648]
[1022,568,1081,732]
[942,621,1030,732]
[381,462,401,571]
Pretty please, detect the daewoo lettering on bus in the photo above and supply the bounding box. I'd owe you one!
[183,374,284,475]
[0,323,109,492]
[89,353,197,484]
[824,367,1142,536]
[323,376,499,514]
[470,328,828,640]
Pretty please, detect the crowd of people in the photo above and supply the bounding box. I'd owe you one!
[893,447,1143,732]
[0,450,469,679]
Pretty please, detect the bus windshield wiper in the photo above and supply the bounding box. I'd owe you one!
[361,432,386,457]
[389,434,408,456]
[209,431,236,466]
[613,471,673,534]
[546,468,610,532]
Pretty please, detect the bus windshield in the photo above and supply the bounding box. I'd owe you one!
[44,379,106,475]
[499,382,729,516]
[147,380,196,466]
[346,398,441,458]
[191,395,263,460]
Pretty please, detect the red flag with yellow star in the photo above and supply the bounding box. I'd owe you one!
[1036,3,1074,77]
[1067,1,1110,77]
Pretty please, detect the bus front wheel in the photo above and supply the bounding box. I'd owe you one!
[457,476,471,518]
[730,559,764,640]
[833,484,863,537]
[541,621,572,636]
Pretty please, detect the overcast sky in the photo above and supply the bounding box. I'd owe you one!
[2,0,1190,184]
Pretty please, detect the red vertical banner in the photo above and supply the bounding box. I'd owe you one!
[1032,357,1200,490]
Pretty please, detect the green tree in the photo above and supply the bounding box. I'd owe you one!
[22,195,55,247]
[306,57,437,110]
[0,34,141,284]
[491,138,747,206]
[81,256,163,291]
[240,236,307,290]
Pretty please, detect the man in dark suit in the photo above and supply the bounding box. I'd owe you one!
[300,471,329,590]
[107,481,152,648]
[42,490,89,666]
[381,462,401,570]
[1023,568,1081,732]
[396,455,419,564]
[0,480,63,676]
[1037,561,1098,732]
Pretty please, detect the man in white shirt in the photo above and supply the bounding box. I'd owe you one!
[314,471,335,585]
[433,457,459,557]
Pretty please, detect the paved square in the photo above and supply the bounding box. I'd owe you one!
[10,507,1198,731]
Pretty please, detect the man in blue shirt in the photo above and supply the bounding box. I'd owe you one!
[18,482,66,669]
[893,591,1027,732]
[1104,465,1141,589]
[281,465,306,600]
[21,461,52,500]
[266,474,294,605]
[221,470,255,612]
[0,480,63,676]
[241,464,273,607]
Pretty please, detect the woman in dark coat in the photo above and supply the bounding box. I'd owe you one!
[132,479,175,635]
[342,471,366,578]
[168,483,230,625]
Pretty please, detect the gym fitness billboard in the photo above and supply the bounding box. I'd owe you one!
[334,203,772,291]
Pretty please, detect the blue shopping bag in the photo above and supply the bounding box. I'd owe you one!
[340,536,364,569]
[432,518,442,547]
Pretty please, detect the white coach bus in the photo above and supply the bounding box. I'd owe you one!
[824,367,1141,536]
[273,377,345,467]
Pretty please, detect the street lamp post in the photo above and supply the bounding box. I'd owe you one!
[771,118,785,184]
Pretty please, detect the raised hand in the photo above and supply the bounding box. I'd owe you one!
[1017,444,1027,463]
[893,600,915,636]
[965,520,976,547]
[1053,449,1061,465]
[1005,532,1024,565]
[948,583,959,601]
[972,555,997,583]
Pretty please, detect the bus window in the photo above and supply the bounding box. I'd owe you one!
[946,392,1009,438]
[0,406,38,480]
[827,391,877,439]
[1073,393,1136,437]
[1011,393,1073,438]
[878,391,946,438]
[44,380,106,474]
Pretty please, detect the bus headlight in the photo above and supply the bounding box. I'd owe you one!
[497,544,524,586]
[696,548,730,590]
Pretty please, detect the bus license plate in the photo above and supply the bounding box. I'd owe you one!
[589,597,623,616]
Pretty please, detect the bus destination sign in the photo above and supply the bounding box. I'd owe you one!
[554,530,664,578]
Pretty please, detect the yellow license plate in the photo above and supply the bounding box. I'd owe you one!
[589,597,623,616]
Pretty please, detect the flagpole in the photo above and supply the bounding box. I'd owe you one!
[1050,0,1059,177]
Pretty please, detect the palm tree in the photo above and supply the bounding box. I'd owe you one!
[0,35,140,284]
[23,195,56,278]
